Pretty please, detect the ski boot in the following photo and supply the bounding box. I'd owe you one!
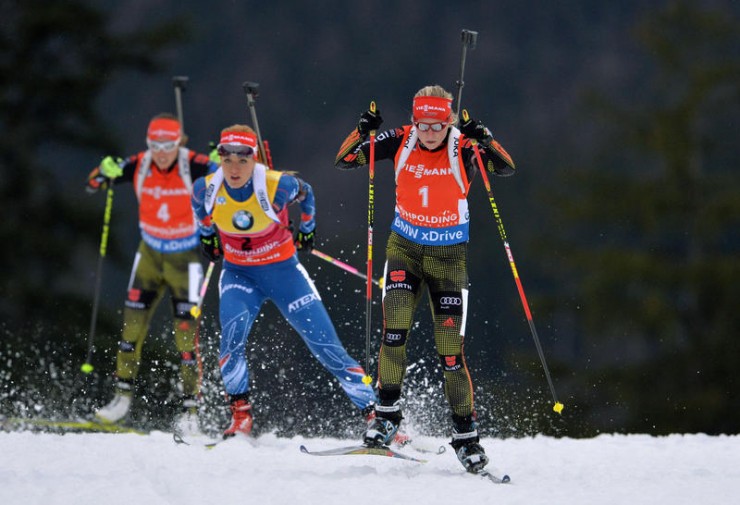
[363,401,404,447]
[450,414,489,473]
[223,397,253,439]
[95,381,133,424]
[363,405,411,447]
[174,396,201,436]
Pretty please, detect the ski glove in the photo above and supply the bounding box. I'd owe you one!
[459,114,492,143]
[208,141,219,164]
[358,108,383,136]
[99,156,124,179]
[200,232,222,263]
[295,228,315,253]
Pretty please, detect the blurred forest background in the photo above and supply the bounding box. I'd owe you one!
[1,0,738,438]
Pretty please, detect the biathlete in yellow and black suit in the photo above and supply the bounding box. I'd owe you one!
[335,85,515,472]
[86,113,217,429]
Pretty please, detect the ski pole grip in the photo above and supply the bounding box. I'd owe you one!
[172,76,189,90]
[461,109,478,146]
[369,101,378,136]
[461,29,478,49]
[243,81,260,98]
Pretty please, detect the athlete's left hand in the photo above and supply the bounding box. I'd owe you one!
[99,156,124,178]
[459,111,492,142]
[200,231,222,262]
[208,141,219,164]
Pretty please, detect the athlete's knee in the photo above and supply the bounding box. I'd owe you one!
[118,340,136,354]
[430,290,465,318]
[180,351,196,366]
[382,328,408,347]
[172,297,196,322]
[125,288,157,311]
[383,268,420,294]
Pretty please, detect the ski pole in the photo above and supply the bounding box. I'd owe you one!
[189,261,215,319]
[172,77,210,304]
[310,248,380,286]
[172,76,189,134]
[173,74,216,312]
[81,184,114,374]
[455,29,478,117]
[190,257,215,396]
[362,101,378,386]
[173,74,208,391]
[464,113,563,414]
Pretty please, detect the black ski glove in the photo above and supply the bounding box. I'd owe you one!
[295,228,315,253]
[459,112,492,143]
[200,232,222,262]
[85,169,110,193]
[358,108,383,136]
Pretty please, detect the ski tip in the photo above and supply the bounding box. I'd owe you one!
[474,468,511,484]
[299,445,310,454]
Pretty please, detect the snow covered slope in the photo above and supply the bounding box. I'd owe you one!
[1,432,737,505]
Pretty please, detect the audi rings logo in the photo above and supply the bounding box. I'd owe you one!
[440,296,462,306]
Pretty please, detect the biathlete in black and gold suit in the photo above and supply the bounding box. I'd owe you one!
[334,85,515,472]
[86,114,217,431]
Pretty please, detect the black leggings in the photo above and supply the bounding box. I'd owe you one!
[378,232,475,418]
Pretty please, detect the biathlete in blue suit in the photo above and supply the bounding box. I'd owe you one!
[191,124,376,438]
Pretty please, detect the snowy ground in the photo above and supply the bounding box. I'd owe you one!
[1,432,738,505]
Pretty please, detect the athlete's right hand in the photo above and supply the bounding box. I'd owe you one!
[200,232,222,263]
[99,156,123,179]
[357,107,382,136]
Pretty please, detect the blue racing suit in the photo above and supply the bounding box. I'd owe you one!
[191,164,375,411]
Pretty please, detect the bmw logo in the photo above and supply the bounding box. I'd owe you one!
[232,210,254,230]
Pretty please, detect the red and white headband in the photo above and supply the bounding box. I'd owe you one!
[147,118,181,141]
[412,96,453,122]
[218,131,258,149]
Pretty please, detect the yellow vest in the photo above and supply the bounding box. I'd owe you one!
[205,167,295,265]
